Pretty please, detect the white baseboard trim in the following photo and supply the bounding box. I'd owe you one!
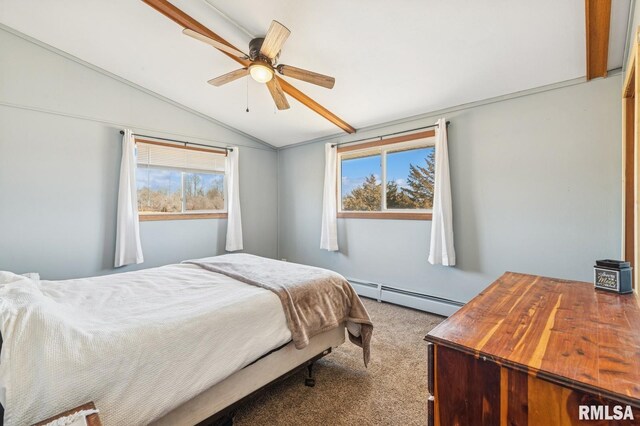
[348,279,463,317]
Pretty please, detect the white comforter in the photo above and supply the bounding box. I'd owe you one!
[0,263,292,426]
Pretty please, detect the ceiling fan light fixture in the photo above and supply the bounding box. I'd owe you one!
[249,62,273,83]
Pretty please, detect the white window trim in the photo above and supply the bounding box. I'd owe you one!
[337,136,435,214]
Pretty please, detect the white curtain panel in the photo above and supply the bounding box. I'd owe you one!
[225,147,243,251]
[320,143,339,251]
[428,118,456,266]
[114,129,144,267]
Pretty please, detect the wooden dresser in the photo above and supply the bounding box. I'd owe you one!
[425,272,640,425]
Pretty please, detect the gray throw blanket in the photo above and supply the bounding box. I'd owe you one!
[185,254,373,366]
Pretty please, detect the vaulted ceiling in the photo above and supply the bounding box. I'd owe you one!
[0,0,631,147]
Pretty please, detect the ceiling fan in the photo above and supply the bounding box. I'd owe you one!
[183,20,335,111]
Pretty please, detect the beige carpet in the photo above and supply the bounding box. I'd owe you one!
[234,298,445,426]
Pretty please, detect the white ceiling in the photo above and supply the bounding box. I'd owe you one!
[0,0,631,147]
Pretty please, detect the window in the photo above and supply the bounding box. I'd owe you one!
[135,140,227,220]
[338,132,435,219]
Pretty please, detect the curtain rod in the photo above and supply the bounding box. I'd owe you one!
[331,121,450,148]
[119,131,233,152]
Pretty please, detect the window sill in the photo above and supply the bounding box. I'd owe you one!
[139,213,228,221]
[337,212,432,220]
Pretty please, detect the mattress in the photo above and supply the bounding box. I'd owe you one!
[0,263,292,426]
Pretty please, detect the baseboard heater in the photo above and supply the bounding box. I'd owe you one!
[347,278,465,317]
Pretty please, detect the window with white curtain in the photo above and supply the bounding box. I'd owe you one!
[135,140,227,219]
[338,134,435,217]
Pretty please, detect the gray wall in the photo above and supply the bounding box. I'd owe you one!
[277,76,623,303]
[627,0,638,67]
[0,27,278,279]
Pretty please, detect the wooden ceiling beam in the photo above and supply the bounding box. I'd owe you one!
[276,77,354,133]
[143,0,249,67]
[585,0,611,80]
[142,0,356,134]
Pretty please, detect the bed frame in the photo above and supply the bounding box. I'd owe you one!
[152,324,346,426]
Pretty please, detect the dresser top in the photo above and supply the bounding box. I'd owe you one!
[426,272,640,405]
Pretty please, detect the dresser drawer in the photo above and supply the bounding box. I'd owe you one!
[430,344,640,425]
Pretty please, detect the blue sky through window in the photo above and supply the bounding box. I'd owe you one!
[341,146,434,196]
[184,172,224,191]
[136,167,222,191]
[137,167,181,192]
[387,147,433,189]
[341,155,381,196]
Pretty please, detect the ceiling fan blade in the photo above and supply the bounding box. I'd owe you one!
[266,77,290,110]
[183,28,247,58]
[207,68,249,86]
[277,65,335,89]
[260,20,291,59]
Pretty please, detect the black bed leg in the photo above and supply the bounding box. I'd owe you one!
[304,362,316,387]
[212,410,235,426]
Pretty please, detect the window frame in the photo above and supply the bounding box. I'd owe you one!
[336,130,436,220]
[135,139,228,221]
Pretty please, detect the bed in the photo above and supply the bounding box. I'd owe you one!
[0,254,372,426]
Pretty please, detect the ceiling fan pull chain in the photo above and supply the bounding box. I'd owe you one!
[246,76,249,113]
